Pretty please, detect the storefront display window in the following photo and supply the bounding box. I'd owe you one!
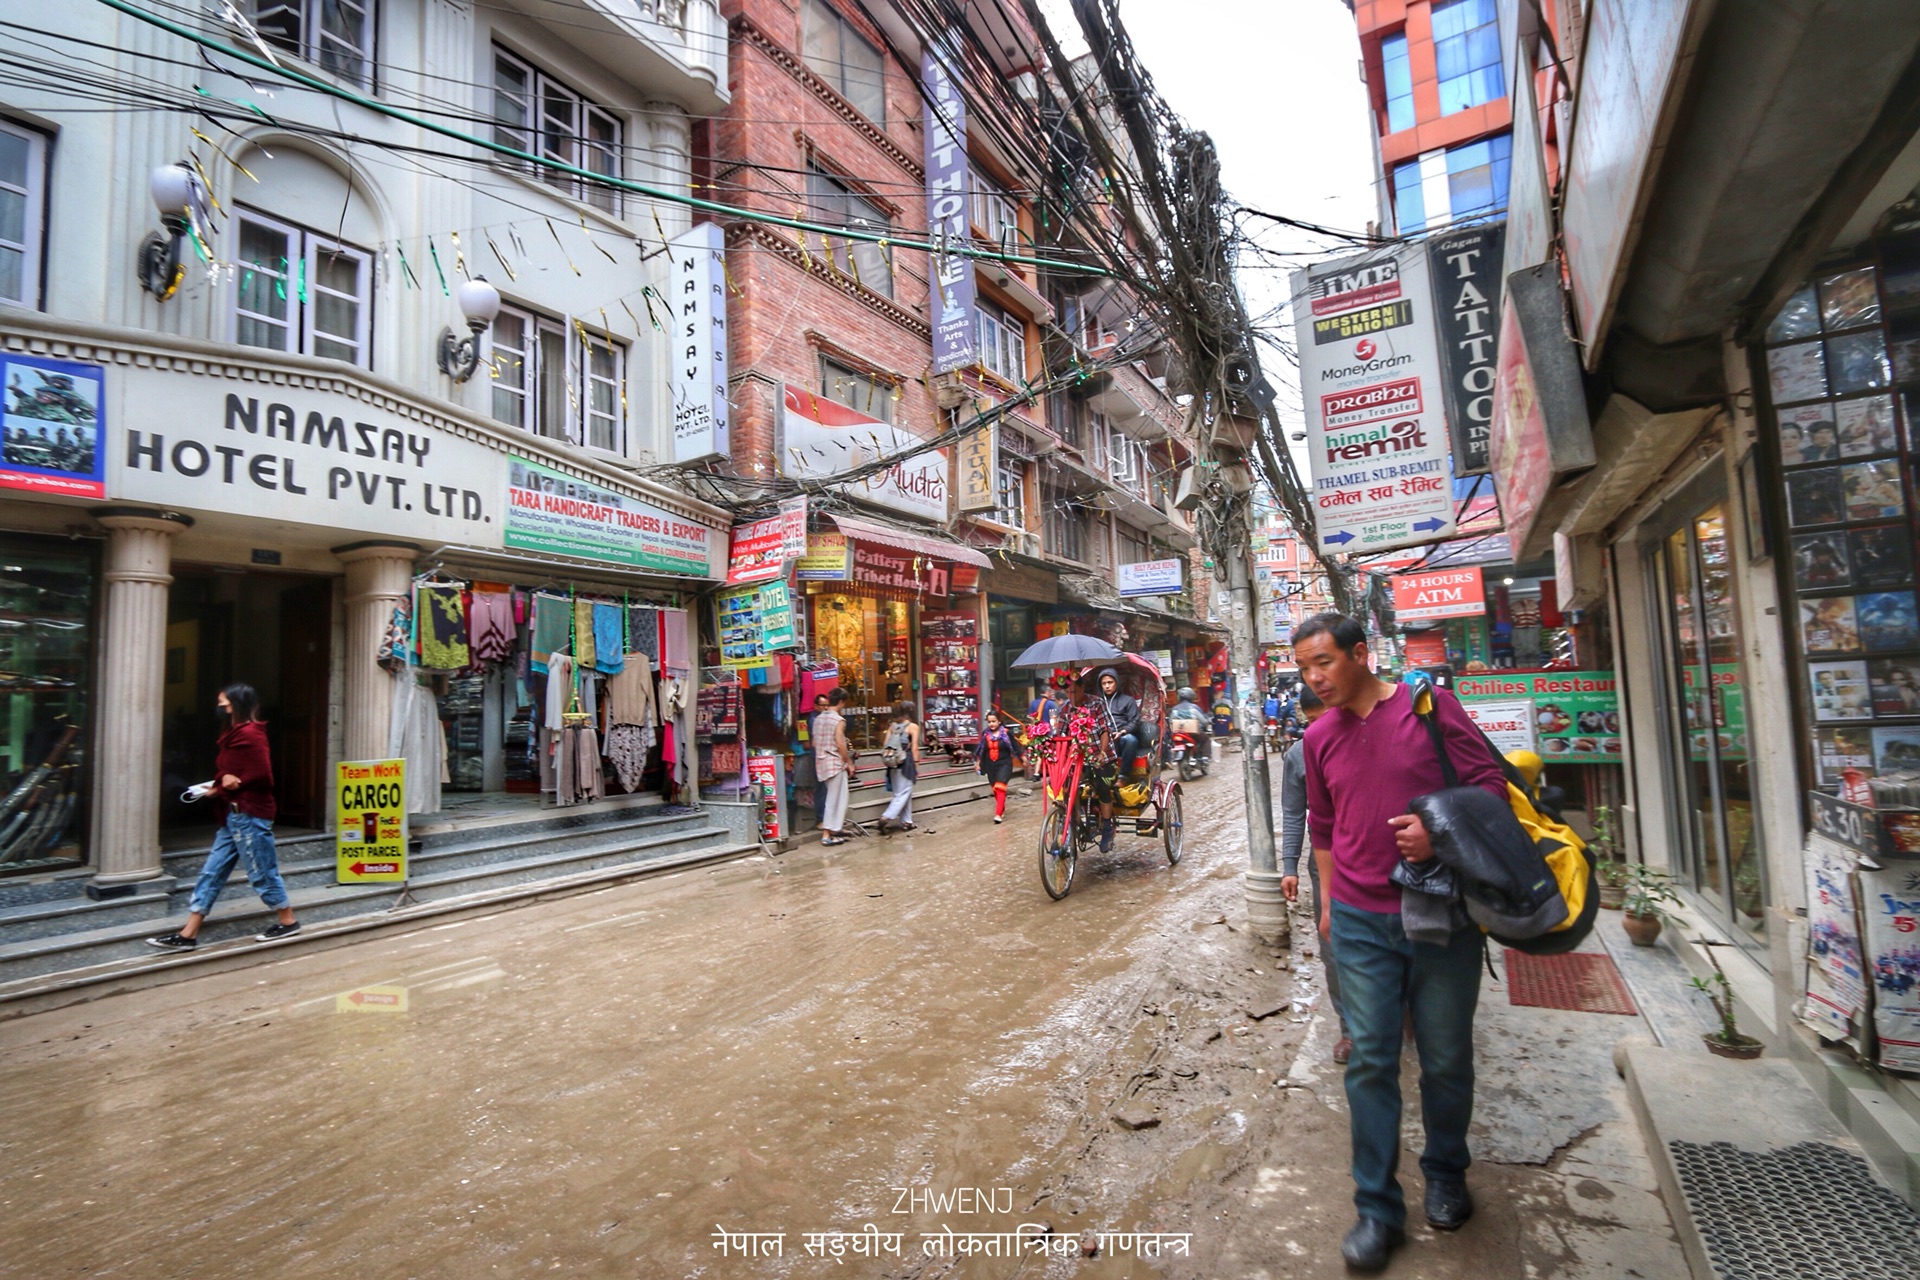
[0,535,93,873]
[810,591,910,749]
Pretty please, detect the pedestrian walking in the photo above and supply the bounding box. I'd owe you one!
[806,692,829,829]
[1296,613,1506,1272]
[815,688,854,846]
[1278,685,1347,1061]
[146,683,301,950]
[974,708,1018,823]
[877,701,920,834]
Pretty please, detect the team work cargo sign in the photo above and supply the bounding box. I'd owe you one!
[336,758,407,883]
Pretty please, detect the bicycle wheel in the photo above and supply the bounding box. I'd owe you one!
[1162,789,1184,865]
[1038,800,1078,900]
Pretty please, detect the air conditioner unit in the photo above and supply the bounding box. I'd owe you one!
[1173,467,1203,511]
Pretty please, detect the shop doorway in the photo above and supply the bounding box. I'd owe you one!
[1643,474,1767,954]
[162,568,332,836]
[808,590,912,750]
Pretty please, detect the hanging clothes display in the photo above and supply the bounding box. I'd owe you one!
[376,601,414,671]
[386,667,444,815]
[660,607,690,674]
[544,653,575,732]
[605,652,658,727]
[628,606,660,662]
[573,597,598,672]
[591,601,625,675]
[469,590,515,664]
[604,724,647,792]
[529,592,571,674]
[416,583,470,671]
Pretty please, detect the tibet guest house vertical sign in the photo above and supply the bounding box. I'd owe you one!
[1292,243,1457,555]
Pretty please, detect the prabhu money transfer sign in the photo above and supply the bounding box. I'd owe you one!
[1293,243,1457,556]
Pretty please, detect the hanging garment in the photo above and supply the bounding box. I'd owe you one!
[628,607,660,662]
[544,653,575,732]
[469,591,515,664]
[386,668,443,816]
[376,602,413,671]
[529,592,571,674]
[604,724,648,793]
[416,584,470,671]
[605,652,658,726]
[564,724,604,804]
[574,598,598,672]
[512,587,530,625]
[660,607,690,674]
[592,602,625,675]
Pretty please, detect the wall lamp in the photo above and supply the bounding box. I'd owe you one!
[138,163,199,302]
[437,277,503,382]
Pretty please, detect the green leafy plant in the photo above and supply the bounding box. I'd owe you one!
[1689,944,1758,1051]
[1591,806,1630,887]
[1622,863,1680,919]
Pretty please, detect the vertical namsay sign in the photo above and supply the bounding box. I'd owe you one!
[670,222,729,463]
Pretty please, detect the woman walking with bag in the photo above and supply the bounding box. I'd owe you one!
[877,701,920,834]
[146,684,300,950]
[975,708,1018,823]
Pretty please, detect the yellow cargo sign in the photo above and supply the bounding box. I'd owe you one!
[336,758,407,883]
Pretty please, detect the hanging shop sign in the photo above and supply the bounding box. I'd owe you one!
[1391,566,1486,622]
[2,353,106,499]
[111,373,502,544]
[719,579,795,665]
[779,384,948,522]
[851,540,950,596]
[669,221,729,463]
[727,514,788,584]
[1427,224,1506,476]
[1455,670,1620,763]
[1487,265,1597,556]
[1463,699,1538,757]
[956,421,997,513]
[777,495,808,559]
[795,531,851,581]
[923,38,978,373]
[335,758,407,883]
[505,454,712,576]
[1117,558,1183,598]
[1291,243,1457,555]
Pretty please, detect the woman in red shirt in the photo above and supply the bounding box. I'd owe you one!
[147,684,301,950]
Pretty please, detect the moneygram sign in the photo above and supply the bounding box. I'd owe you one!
[1293,243,1457,556]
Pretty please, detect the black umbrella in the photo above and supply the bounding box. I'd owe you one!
[1010,634,1123,669]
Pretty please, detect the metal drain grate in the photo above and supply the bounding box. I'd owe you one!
[1502,949,1638,1015]
[1670,1140,1920,1279]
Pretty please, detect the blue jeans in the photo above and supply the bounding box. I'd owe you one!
[1330,899,1484,1232]
[1115,731,1144,773]
[189,812,290,916]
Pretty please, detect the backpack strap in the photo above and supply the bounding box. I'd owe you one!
[1409,676,1460,789]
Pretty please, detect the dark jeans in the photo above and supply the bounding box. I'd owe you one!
[1115,730,1145,773]
[1330,899,1484,1232]
[1306,857,1345,1031]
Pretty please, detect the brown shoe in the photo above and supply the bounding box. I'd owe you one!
[1333,1036,1353,1065]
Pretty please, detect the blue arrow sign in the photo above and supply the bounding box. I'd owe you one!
[1413,518,1446,533]
[1324,530,1355,545]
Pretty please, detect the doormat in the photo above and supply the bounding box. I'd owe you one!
[1670,1140,1920,1279]
[1502,949,1639,1015]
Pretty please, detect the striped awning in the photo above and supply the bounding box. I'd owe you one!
[826,513,992,569]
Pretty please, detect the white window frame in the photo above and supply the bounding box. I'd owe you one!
[806,165,894,297]
[230,208,372,368]
[975,300,1026,383]
[491,46,622,216]
[244,1,377,89]
[995,459,1026,529]
[971,173,1018,250]
[0,118,48,309]
[1082,307,1116,351]
[487,301,627,452]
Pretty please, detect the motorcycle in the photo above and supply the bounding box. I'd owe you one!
[1169,730,1209,781]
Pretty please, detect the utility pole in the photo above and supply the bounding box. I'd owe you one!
[1219,475,1288,947]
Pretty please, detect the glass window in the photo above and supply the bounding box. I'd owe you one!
[1381,33,1415,133]
[1392,159,1426,236]
[1446,132,1511,224]
[820,356,894,422]
[488,303,627,450]
[1045,484,1086,562]
[971,173,1019,248]
[1432,0,1503,116]
[232,209,371,367]
[996,460,1025,528]
[245,1,375,89]
[975,300,1026,383]
[0,119,47,307]
[491,47,622,215]
[0,535,95,875]
[806,166,893,297]
[802,0,886,124]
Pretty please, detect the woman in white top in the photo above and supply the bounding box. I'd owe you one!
[815,688,856,845]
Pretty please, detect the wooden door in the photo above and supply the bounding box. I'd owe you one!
[275,578,332,828]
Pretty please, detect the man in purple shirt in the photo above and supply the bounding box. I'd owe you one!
[1298,613,1506,1272]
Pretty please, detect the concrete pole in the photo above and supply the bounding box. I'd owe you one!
[87,508,192,898]
[334,542,420,763]
[1227,499,1289,948]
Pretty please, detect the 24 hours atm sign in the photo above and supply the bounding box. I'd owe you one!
[336,759,407,882]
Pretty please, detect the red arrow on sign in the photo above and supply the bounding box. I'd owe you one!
[347,991,400,1006]
[350,862,399,875]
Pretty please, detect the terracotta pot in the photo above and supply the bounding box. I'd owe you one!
[1702,1033,1763,1060]
[1621,911,1663,947]
[1599,884,1627,910]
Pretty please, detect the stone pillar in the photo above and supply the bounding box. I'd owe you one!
[88,508,192,895]
[645,101,692,234]
[334,542,419,763]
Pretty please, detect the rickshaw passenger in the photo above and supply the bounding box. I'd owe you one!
[1067,675,1122,853]
[1099,667,1147,775]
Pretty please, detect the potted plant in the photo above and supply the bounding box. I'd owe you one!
[1591,806,1628,909]
[1692,944,1763,1059]
[1621,864,1679,946]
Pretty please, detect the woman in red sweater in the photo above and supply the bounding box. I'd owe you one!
[147,684,301,950]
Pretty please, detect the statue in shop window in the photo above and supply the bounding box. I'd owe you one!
[818,596,864,670]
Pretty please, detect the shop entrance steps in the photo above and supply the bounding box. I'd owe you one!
[0,802,757,1004]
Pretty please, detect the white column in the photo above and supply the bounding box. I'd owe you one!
[334,542,419,763]
[645,101,692,235]
[88,508,191,892]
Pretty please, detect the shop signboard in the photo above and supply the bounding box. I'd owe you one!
[746,754,785,841]
[2,353,106,498]
[719,580,794,663]
[1427,224,1505,475]
[669,221,729,463]
[761,578,796,650]
[777,495,808,559]
[1857,861,1920,1072]
[1802,833,1869,1046]
[336,758,406,883]
[1291,242,1457,555]
[1145,649,1174,678]
[795,531,851,581]
[779,384,948,522]
[1487,267,1596,556]
[923,39,977,373]
[1391,566,1485,622]
[1117,558,1183,598]
[1404,630,1449,668]
[851,540,949,596]
[505,455,712,575]
[726,514,787,584]
[956,422,996,513]
[1455,670,1620,763]
[1463,699,1537,756]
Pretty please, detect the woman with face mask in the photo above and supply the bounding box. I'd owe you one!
[147,683,301,951]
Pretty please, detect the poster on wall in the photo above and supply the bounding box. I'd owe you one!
[780,385,948,522]
[505,455,712,576]
[1456,670,1620,763]
[920,607,980,743]
[1802,833,1869,1046]
[2,354,105,498]
[1857,861,1920,1072]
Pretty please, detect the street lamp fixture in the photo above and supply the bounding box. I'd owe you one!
[437,277,503,382]
[138,163,198,302]
[1502,576,1515,586]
